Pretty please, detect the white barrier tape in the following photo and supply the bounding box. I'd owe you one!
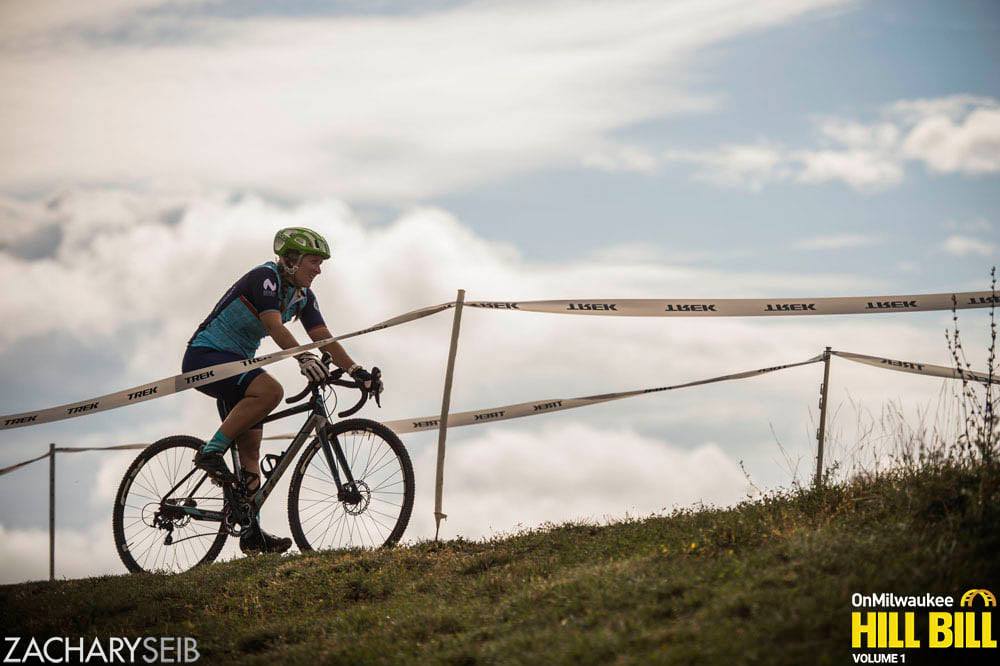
[55,444,149,452]
[263,354,825,440]
[0,302,453,432]
[466,291,998,317]
[832,350,999,385]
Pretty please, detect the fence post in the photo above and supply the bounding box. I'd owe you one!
[49,443,55,581]
[815,347,832,487]
[434,290,465,540]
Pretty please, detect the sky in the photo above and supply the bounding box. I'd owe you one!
[0,0,998,584]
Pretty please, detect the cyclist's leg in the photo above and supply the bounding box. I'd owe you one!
[235,429,263,492]
[230,408,292,554]
[183,347,280,480]
[217,373,283,441]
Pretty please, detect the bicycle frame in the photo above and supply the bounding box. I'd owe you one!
[161,387,361,524]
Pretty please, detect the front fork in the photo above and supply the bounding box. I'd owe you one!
[319,425,364,504]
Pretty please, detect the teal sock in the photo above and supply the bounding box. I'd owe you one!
[201,430,233,454]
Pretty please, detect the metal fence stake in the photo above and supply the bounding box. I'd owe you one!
[815,347,832,487]
[434,290,465,541]
[49,442,55,581]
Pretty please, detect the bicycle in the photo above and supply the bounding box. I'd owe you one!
[112,366,414,574]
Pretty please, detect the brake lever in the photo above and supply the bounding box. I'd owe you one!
[371,367,382,408]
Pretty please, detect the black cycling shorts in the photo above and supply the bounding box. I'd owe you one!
[182,346,267,431]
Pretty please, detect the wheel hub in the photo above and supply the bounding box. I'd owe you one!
[342,480,371,516]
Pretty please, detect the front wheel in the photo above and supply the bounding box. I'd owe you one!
[288,419,414,552]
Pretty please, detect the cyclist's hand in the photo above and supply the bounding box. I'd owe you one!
[296,352,329,383]
[350,365,384,397]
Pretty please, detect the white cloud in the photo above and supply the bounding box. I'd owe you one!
[664,143,790,191]
[661,95,1000,191]
[888,95,999,125]
[0,0,177,43]
[901,108,1000,175]
[0,522,124,583]
[794,148,903,190]
[793,234,883,251]
[407,423,751,539]
[942,234,997,257]
[0,0,848,200]
[582,142,661,174]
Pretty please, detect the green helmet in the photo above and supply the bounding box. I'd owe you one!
[273,227,331,259]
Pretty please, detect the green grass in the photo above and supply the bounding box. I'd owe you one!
[2,462,998,665]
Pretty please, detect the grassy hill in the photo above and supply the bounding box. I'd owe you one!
[2,461,997,665]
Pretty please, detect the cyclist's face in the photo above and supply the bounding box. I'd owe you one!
[295,254,324,287]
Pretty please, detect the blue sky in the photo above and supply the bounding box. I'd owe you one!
[0,0,997,582]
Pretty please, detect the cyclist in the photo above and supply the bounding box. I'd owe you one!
[182,227,382,555]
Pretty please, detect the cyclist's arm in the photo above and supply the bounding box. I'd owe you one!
[260,310,305,351]
[305,325,357,371]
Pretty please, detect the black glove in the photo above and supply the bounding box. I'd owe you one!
[350,365,384,397]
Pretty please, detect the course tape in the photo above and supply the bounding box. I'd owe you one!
[466,291,998,317]
[833,350,999,385]
[0,302,453,432]
[3,288,994,432]
[263,354,826,439]
[4,348,993,475]
[0,451,52,477]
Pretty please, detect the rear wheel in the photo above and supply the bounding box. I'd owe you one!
[288,419,414,552]
[112,436,228,574]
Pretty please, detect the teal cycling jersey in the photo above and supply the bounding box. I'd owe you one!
[188,261,326,358]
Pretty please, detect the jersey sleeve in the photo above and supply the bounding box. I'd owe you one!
[245,266,282,315]
[300,290,326,331]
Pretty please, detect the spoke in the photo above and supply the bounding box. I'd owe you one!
[371,477,404,492]
[303,471,336,486]
[362,511,389,543]
[297,494,339,514]
[361,444,392,481]
[358,511,376,546]
[365,455,401,481]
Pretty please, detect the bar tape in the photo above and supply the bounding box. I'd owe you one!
[466,291,998,317]
[0,302,454,431]
[833,350,999,384]
[263,354,826,439]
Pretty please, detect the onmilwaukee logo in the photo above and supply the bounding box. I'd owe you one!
[764,303,816,312]
[476,302,520,310]
[664,304,717,312]
[66,402,99,415]
[567,303,617,311]
[880,358,925,371]
[865,300,918,309]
